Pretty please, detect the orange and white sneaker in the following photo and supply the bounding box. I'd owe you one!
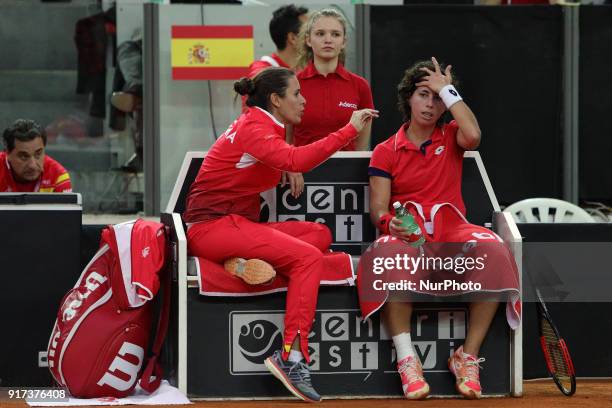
[224,258,276,285]
[448,346,485,399]
[397,355,430,399]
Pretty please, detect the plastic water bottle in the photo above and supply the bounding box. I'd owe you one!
[392,201,425,247]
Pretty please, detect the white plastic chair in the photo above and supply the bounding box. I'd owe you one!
[505,198,595,223]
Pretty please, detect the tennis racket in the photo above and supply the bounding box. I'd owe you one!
[535,287,576,396]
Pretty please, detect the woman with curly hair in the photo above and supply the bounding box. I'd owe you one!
[359,57,519,400]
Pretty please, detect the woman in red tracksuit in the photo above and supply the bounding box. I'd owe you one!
[184,67,377,403]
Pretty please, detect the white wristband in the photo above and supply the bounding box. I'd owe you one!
[439,84,463,109]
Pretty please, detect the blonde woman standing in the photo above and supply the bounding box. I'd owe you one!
[290,8,375,151]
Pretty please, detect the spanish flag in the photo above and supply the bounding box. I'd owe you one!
[171,25,254,80]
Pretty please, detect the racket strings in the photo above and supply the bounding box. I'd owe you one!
[541,319,573,388]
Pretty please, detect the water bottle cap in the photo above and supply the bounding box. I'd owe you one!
[392,201,402,209]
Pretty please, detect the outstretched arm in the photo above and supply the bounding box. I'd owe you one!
[243,108,379,173]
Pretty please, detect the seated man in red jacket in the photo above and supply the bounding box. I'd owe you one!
[1,119,72,192]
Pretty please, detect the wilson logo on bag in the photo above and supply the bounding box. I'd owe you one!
[47,219,170,398]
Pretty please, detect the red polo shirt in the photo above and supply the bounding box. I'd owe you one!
[0,151,72,193]
[368,121,466,218]
[293,62,374,150]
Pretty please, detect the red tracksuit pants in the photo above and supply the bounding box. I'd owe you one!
[187,214,333,362]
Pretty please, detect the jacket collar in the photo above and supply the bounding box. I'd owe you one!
[253,106,285,128]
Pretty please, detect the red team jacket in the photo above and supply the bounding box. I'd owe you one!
[184,107,357,223]
[0,151,72,192]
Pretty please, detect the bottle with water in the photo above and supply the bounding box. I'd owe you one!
[392,201,425,247]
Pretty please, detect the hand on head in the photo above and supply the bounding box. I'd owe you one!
[349,108,379,132]
[417,57,453,94]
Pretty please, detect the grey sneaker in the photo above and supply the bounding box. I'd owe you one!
[264,350,321,402]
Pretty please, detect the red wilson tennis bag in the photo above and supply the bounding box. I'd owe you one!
[47,219,170,398]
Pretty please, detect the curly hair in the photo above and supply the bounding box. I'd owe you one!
[397,60,459,126]
[296,8,348,70]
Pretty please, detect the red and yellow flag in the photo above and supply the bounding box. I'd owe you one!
[171,25,254,80]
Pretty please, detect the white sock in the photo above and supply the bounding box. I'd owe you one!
[288,349,304,363]
[392,332,415,361]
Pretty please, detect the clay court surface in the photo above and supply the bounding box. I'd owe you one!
[1,380,611,408]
